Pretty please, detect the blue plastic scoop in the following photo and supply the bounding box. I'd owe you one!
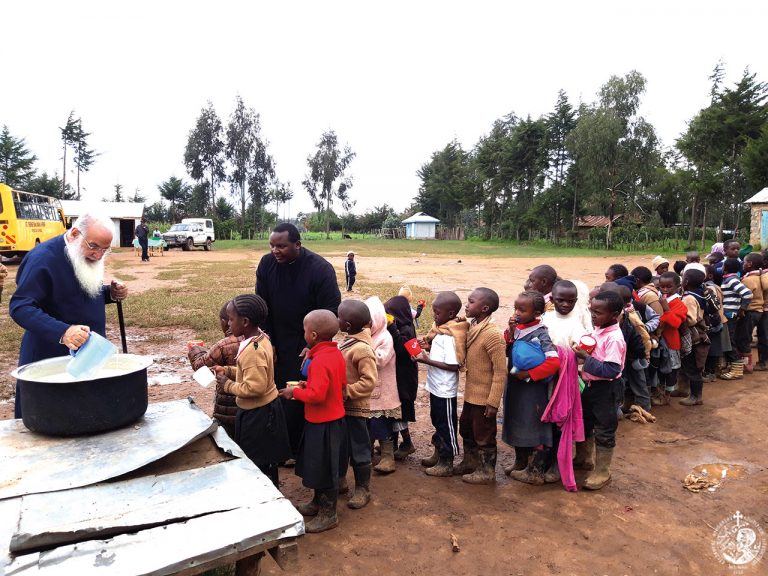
[66,332,118,379]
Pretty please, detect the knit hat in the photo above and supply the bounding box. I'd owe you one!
[706,242,724,260]
[615,275,637,290]
[347,251,355,256]
[682,263,707,276]
[651,256,669,272]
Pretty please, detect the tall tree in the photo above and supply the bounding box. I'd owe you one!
[157,176,191,222]
[131,188,146,203]
[60,111,79,197]
[184,101,225,213]
[272,180,294,222]
[417,140,472,228]
[302,130,356,238]
[545,91,578,231]
[112,183,123,202]
[70,117,97,199]
[743,125,768,192]
[0,125,37,188]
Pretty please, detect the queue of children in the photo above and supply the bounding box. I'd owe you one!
[187,238,765,535]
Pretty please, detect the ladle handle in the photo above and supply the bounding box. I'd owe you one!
[117,301,128,353]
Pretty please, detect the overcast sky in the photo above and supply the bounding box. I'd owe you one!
[2,1,766,219]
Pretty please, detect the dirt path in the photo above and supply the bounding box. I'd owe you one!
[2,248,766,574]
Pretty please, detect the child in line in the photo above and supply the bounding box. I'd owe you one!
[543,280,593,348]
[604,264,628,283]
[572,290,626,490]
[525,264,558,312]
[213,295,291,488]
[278,310,347,533]
[737,253,764,374]
[416,291,468,477]
[337,300,377,509]
[720,258,753,380]
[679,267,712,406]
[702,264,729,379]
[655,272,688,404]
[345,251,356,292]
[616,285,652,412]
[455,288,507,484]
[651,256,669,284]
[758,261,768,371]
[502,290,560,485]
[686,251,700,264]
[383,295,419,460]
[189,300,242,438]
[365,296,401,474]
[398,286,424,328]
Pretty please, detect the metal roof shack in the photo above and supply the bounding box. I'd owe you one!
[744,187,768,247]
[401,212,440,239]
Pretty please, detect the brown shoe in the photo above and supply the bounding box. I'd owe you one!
[573,438,595,471]
[583,446,613,490]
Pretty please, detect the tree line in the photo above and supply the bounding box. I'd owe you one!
[415,64,768,247]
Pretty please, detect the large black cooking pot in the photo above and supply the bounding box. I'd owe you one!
[11,354,153,436]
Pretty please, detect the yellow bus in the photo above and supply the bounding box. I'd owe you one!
[0,182,67,258]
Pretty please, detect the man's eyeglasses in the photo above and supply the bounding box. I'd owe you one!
[84,238,112,254]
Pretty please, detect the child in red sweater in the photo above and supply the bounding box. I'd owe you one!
[656,272,688,404]
[279,309,347,533]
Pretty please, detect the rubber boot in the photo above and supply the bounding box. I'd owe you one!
[421,445,439,467]
[425,454,454,477]
[754,360,768,371]
[670,374,690,398]
[680,379,704,406]
[510,448,547,485]
[394,437,416,461]
[347,464,371,509]
[573,437,595,471]
[374,440,396,474]
[504,447,532,476]
[742,353,754,374]
[304,489,339,533]
[453,440,479,476]
[544,458,560,484]
[650,387,669,406]
[296,490,319,517]
[338,474,349,495]
[719,359,744,380]
[462,446,497,484]
[583,446,613,490]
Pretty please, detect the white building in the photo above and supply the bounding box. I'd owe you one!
[402,212,440,239]
[60,200,145,248]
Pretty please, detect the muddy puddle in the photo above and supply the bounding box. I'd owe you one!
[683,462,747,492]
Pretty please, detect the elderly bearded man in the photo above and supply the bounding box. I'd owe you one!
[10,211,129,417]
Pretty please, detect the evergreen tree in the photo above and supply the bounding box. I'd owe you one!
[157,176,191,221]
[0,125,37,188]
[184,102,225,213]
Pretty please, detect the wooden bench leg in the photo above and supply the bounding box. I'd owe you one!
[268,539,299,571]
[235,551,264,576]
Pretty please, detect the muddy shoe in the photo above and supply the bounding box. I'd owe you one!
[453,441,479,476]
[304,490,338,533]
[348,465,371,510]
[394,439,416,461]
[543,460,560,484]
[374,440,396,474]
[421,445,439,467]
[425,456,454,477]
[583,446,613,490]
[338,475,349,495]
[573,438,595,471]
[503,447,532,476]
[296,491,319,517]
[462,447,496,485]
[679,394,703,406]
[753,361,768,372]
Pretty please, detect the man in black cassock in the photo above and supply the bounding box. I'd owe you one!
[256,223,341,459]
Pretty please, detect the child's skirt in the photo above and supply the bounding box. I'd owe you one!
[296,418,348,490]
[501,375,553,448]
[235,397,292,468]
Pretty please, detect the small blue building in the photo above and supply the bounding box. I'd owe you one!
[402,212,439,239]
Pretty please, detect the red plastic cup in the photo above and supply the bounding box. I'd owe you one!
[417,299,426,306]
[187,339,204,351]
[578,335,596,354]
[405,338,423,357]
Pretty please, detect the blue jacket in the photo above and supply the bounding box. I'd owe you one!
[10,234,113,366]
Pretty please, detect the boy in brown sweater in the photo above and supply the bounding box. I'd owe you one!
[454,288,508,484]
[337,299,378,508]
[739,253,764,373]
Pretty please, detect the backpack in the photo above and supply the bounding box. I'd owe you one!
[702,284,723,333]
[682,292,711,349]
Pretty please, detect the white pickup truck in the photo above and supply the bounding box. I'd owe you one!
[162,218,215,251]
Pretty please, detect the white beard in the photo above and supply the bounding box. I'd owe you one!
[66,237,105,299]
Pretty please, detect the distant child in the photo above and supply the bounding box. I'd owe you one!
[365,296,401,475]
[604,264,629,283]
[651,256,670,282]
[336,299,377,509]
[213,295,291,488]
[654,272,688,404]
[686,251,700,264]
[736,253,764,374]
[673,260,686,275]
[502,290,560,485]
[702,264,729,379]
[632,266,664,316]
[679,267,713,406]
[415,291,468,477]
[617,285,652,412]
[715,240,743,278]
[383,295,419,460]
[345,251,356,292]
[719,258,753,380]
[398,285,425,328]
[454,288,507,484]
[525,265,558,312]
[572,290,626,490]
[278,310,347,533]
[188,300,243,438]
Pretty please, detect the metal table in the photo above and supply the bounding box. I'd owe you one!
[1,399,303,575]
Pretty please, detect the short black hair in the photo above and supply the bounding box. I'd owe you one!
[473,287,500,313]
[723,239,739,249]
[219,301,231,321]
[631,266,653,285]
[660,271,681,286]
[519,290,546,314]
[684,269,705,289]
[673,260,686,275]
[593,290,623,314]
[723,257,741,274]
[272,222,301,243]
[746,252,764,269]
[338,299,372,334]
[231,294,269,325]
[607,264,628,279]
[531,265,558,289]
[434,291,463,315]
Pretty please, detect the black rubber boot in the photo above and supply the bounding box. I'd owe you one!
[305,489,339,533]
[453,439,479,476]
[462,446,496,484]
[504,447,532,476]
[348,464,371,509]
[510,448,548,485]
[296,490,319,517]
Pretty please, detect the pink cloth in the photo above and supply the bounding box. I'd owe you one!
[541,345,585,492]
[365,296,401,411]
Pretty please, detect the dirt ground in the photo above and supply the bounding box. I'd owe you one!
[2,248,767,575]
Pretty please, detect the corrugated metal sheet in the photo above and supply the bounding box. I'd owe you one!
[0,399,216,500]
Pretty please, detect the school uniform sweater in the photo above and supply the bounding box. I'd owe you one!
[292,341,346,423]
[463,316,508,409]
[638,285,664,316]
[742,271,764,313]
[222,334,278,410]
[721,274,752,318]
[659,295,688,351]
[582,323,626,381]
[339,329,377,417]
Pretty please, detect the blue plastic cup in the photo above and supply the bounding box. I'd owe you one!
[66,332,118,379]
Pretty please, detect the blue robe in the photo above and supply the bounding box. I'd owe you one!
[10,234,113,367]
